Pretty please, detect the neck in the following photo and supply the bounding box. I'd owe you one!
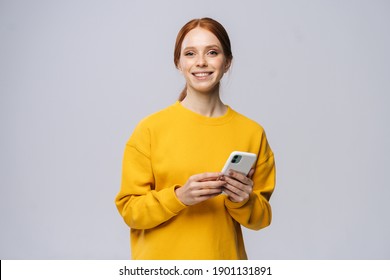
[180,87,227,117]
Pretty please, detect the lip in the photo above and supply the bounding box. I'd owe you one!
[191,71,213,80]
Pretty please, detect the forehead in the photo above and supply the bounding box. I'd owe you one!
[181,27,222,50]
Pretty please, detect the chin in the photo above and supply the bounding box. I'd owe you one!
[189,82,220,94]
[192,86,219,95]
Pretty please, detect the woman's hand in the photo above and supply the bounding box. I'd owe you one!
[175,172,226,206]
[223,168,255,203]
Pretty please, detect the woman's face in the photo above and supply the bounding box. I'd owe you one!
[178,27,230,95]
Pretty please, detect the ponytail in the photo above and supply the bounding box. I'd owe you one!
[178,86,187,101]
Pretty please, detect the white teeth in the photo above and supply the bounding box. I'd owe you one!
[194,72,211,77]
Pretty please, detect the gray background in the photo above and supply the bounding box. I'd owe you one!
[1,0,389,259]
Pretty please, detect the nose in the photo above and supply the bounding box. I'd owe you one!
[196,55,208,67]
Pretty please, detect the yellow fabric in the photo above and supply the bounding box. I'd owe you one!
[115,101,276,259]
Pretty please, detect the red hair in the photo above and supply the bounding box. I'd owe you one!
[174,18,233,101]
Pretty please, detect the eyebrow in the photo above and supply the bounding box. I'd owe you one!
[182,45,222,51]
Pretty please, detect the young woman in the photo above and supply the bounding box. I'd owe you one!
[115,18,276,260]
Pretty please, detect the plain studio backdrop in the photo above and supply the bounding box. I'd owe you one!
[1,0,389,259]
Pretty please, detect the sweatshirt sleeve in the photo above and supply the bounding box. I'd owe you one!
[224,130,276,230]
[115,122,187,230]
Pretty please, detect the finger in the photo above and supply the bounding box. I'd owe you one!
[227,169,252,185]
[248,168,255,179]
[223,176,251,193]
[223,181,247,196]
[223,187,249,203]
[193,192,221,204]
[195,187,223,197]
[189,187,223,204]
[192,172,224,182]
[196,180,226,189]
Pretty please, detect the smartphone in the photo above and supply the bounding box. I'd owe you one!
[221,151,257,176]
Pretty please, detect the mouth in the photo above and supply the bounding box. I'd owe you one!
[192,72,213,78]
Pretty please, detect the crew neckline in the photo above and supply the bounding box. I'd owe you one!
[174,101,235,126]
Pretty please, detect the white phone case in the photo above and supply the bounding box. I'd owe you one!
[221,151,257,175]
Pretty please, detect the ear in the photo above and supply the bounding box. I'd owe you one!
[176,63,183,73]
[224,59,232,73]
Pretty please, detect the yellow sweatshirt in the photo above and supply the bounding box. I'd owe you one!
[115,101,275,260]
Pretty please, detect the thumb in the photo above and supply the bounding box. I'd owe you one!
[248,168,255,179]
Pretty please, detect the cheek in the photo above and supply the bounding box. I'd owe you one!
[177,59,188,73]
[211,57,227,69]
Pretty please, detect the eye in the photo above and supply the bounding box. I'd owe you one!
[207,50,219,56]
[184,51,195,57]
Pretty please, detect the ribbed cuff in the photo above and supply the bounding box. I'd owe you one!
[160,185,187,214]
[224,195,251,209]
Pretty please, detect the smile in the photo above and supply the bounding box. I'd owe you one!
[192,72,213,78]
